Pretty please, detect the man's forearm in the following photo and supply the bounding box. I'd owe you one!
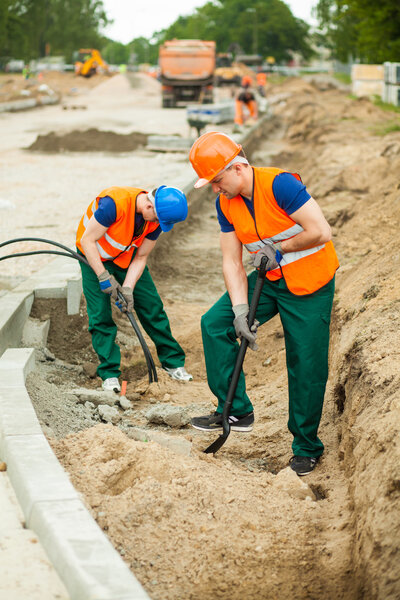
[223,260,248,306]
[80,239,105,276]
[123,255,147,288]
[280,228,331,254]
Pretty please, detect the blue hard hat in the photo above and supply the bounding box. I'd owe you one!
[154,185,188,232]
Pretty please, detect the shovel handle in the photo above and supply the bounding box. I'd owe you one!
[220,256,268,436]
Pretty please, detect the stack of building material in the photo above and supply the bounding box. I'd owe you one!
[351,64,384,98]
[383,62,400,107]
[187,101,235,126]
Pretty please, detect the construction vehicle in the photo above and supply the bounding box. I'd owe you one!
[74,49,108,78]
[159,39,215,108]
[214,53,242,87]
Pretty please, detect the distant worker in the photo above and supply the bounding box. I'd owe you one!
[234,87,258,132]
[76,185,193,391]
[256,69,267,96]
[22,64,31,80]
[188,132,339,476]
[241,75,253,88]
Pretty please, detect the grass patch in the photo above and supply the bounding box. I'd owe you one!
[372,96,400,114]
[372,120,400,136]
[333,72,351,85]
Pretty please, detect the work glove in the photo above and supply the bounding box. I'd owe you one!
[97,270,122,301]
[252,243,283,271]
[232,303,260,351]
[116,286,134,313]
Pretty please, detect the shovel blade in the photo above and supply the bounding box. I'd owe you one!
[204,433,229,454]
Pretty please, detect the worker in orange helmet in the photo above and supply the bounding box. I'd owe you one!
[188,131,339,476]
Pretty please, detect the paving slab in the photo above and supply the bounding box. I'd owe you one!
[0,473,69,600]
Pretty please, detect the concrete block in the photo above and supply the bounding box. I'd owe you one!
[0,291,34,356]
[67,276,83,315]
[1,434,79,521]
[22,317,50,348]
[29,498,150,600]
[0,387,43,442]
[0,347,36,386]
[127,427,192,456]
[351,64,384,81]
[14,255,82,301]
[352,79,384,98]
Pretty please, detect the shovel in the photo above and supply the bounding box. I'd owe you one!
[204,255,268,454]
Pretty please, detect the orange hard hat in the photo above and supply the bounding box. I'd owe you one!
[241,75,252,87]
[189,131,242,188]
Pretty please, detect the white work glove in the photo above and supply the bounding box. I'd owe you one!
[116,286,134,313]
[97,271,122,301]
[252,242,283,270]
[232,303,259,351]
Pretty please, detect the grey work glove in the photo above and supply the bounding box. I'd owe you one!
[116,286,134,313]
[252,243,282,271]
[232,303,260,351]
[97,270,122,301]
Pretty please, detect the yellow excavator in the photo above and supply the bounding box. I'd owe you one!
[74,49,108,77]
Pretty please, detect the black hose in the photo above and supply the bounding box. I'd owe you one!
[0,237,158,383]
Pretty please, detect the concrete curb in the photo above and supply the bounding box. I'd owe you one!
[0,96,59,113]
[0,348,150,600]
[0,254,82,356]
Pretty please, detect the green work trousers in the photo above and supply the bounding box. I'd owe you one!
[79,257,185,381]
[201,273,335,457]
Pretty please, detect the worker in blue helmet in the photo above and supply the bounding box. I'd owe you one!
[77,184,192,391]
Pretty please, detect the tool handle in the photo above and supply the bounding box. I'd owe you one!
[221,256,268,437]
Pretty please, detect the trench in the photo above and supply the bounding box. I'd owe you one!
[19,80,400,599]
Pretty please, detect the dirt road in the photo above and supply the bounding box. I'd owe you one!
[2,73,400,599]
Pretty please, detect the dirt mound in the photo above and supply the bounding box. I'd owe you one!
[27,128,148,153]
[0,71,111,104]
[52,424,337,600]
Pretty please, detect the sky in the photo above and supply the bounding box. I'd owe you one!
[101,0,318,45]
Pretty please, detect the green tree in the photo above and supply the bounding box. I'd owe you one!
[316,0,400,63]
[102,40,129,65]
[1,0,109,62]
[156,0,313,63]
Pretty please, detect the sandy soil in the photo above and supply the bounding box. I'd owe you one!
[1,73,400,599]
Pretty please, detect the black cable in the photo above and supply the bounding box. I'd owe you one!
[0,250,79,262]
[0,238,158,383]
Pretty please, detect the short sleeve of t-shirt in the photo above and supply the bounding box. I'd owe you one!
[94,196,117,227]
[272,172,311,214]
[216,196,235,233]
[146,225,161,240]
[93,196,161,240]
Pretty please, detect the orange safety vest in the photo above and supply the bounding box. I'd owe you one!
[219,167,339,295]
[76,186,159,269]
[256,72,267,86]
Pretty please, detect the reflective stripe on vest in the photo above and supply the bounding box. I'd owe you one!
[244,223,324,267]
[76,186,159,269]
[218,167,339,295]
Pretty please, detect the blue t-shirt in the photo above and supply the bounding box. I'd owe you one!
[216,172,311,233]
[94,196,161,241]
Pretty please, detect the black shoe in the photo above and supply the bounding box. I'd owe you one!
[191,411,254,432]
[289,455,319,476]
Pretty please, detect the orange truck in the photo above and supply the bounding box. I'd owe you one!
[159,39,216,108]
